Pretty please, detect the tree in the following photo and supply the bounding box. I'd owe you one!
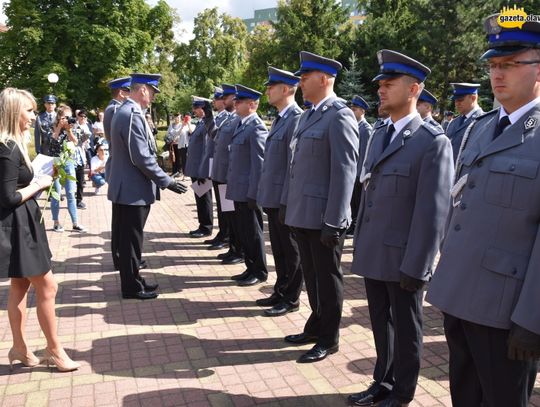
[0,0,176,110]
[173,8,248,98]
[337,52,367,102]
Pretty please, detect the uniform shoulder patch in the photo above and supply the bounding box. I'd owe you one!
[473,108,498,122]
[420,121,445,137]
[332,100,347,110]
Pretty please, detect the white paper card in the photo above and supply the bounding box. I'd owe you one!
[218,184,235,212]
[191,179,213,197]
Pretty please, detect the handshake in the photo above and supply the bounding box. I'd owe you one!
[167,179,188,194]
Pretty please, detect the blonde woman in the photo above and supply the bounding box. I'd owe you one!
[0,88,79,372]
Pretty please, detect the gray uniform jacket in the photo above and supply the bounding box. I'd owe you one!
[184,120,207,179]
[357,118,373,178]
[199,111,228,179]
[447,107,484,162]
[225,114,268,202]
[34,111,56,155]
[352,115,454,282]
[103,99,122,180]
[427,103,540,334]
[284,96,359,230]
[107,98,172,206]
[424,115,444,133]
[257,103,302,209]
[211,113,239,183]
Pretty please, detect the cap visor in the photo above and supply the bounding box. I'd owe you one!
[480,46,530,60]
[372,73,401,82]
[150,85,160,93]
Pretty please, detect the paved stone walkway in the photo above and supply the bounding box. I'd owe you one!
[0,185,538,407]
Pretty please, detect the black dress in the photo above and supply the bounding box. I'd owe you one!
[0,141,52,278]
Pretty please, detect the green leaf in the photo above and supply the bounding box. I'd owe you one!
[50,191,60,201]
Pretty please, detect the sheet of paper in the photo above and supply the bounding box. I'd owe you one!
[218,184,235,212]
[31,154,55,177]
[191,179,213,198]
[208,158,213,177]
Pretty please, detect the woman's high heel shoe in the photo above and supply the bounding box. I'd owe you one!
[8,348,40,370]
[41,349,80,372]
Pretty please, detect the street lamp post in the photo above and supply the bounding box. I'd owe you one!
[47,73,59,93]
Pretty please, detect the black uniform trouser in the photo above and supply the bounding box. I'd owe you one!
[293,227,345,348]
[444,313,538,407]
[191,178,213,233]
[225,209,243,256]
[349,178,362,232]
[266,208,302,305]
[212,181,229,241]
[233,201,267,280]
[178,147,187,174]
[364,278,423,403]
[75,164,85,204]
[111,203,120,270]
[115,203,150,294]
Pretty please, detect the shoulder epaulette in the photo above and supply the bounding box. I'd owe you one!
[420,121,445,137]
[374,121,387,130]
[332,100,347,110]
[473,108,498,121]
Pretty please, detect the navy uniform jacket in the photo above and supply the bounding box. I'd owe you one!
[34,111,56,155]
[357,118,373,178]
[352,115,454,282]
[427,103,540,335]
[211,113,239,183]
[257,103,302,209]
[447,106,484,162]
[103,99,122,180]
[284,96,359,230]
[225,114,268,202]
[184,120,207,179]
[107,98,172,206]
[199,111,228,179]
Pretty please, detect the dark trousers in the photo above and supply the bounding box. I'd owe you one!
[349,178,362,232]
[212,181,229,241]
[178,147,187,174]
[364,278,423,403]
[225,209,243,256]
[233,201,267,280]
[111,203,120,270]
[294,227,345,347]
[114,203,151,294]
[75,164,85,204]
[191,178,213,233]
[266,208,303,305]
[444,314,538,407]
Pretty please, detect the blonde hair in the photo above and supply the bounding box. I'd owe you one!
[0,87,37,168]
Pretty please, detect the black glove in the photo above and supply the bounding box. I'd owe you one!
[247,198,258,210]
[508,324,540,361]
[167,179,188,194]
[399,272,426,292]
[320,224,342,248]
[278,205,287,225]
[196,178,206,185]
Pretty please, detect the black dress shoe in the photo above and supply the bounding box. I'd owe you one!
[208,241,227,250]
[348,382,391,406]
[122,290,158,300]
[139,259,148,270]
[264,302,299,317]
[255,293,281,307]
[222,255,244,265]
[297,343,338,363]
[231,270,251,281]
[217,251,233,260]
[284,333,319,345]
[204,236,218,244]
[140,278,158,291]
[190,230,212,238]
[378,398,408,407]
[237,276,265,287]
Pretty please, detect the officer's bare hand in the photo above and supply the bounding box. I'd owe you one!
[508,324,540,361]
[167,179,188,194]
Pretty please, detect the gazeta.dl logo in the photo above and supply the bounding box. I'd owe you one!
[498,5,540,29]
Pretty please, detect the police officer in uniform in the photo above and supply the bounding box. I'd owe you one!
[184,96,214,238]
[348,50,453,407]
[108,73,187,299]
[256,67,303,316]
[347,95,373,238]
[204,87,230,250]
[226,85,268,286]
[417,89,444,131]
[282,51,359,363]
[426,15,540,407]
[103,76,131,271]
[211,84,244,265]
[34,94,57,155]
[446,83,484,162]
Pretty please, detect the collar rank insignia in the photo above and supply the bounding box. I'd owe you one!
[322,105,328,112]
[403,129,411,136]
[524,117,537,130]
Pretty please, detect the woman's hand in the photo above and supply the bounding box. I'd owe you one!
[35,174,53,190]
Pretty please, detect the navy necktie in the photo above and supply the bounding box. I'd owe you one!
[493,116,511,140]
[307,108,315,120]
[382,124,395,151]
[273,115,281,127]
